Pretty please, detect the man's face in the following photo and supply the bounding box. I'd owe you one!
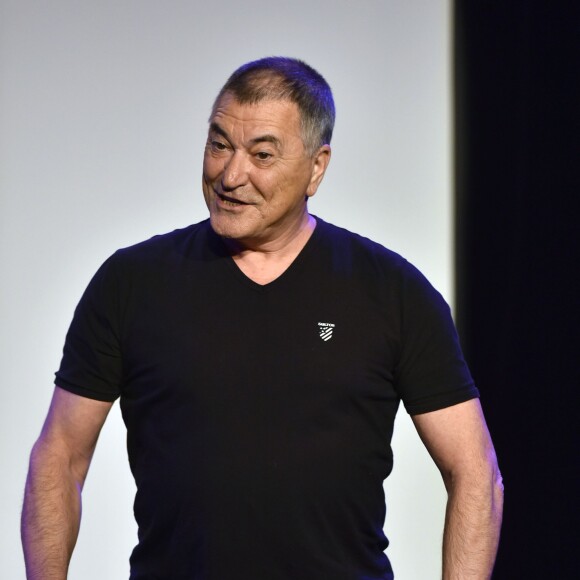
[202,93,330,249]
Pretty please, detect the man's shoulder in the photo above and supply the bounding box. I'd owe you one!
[314,217,408,272]
[101,220,216,269]
[115,220,209,257]
[94,220,215,282]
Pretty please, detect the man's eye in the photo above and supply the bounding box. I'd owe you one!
[211,140,228,151]
[256,152,272,161]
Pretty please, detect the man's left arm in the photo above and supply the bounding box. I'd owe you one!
[412,398,504,580]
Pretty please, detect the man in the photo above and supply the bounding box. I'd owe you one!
[22,57,503,579]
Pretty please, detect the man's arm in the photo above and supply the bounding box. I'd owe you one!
[22,386,113,580]
[412,398,503,580]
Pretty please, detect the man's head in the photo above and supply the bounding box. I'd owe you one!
[211,57,335,157]
[203,57,333,250]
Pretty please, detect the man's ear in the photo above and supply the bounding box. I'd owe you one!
[306,145,332,198]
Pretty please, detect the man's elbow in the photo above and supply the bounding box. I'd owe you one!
[446,453,504,506]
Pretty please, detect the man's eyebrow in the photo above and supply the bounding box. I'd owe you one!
[208,122,229,140]
[249,134,282,149]
[208,122,282,150]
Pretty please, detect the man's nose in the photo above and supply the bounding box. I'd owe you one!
[221,150,249,191]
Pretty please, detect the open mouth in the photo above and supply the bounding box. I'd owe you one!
[217,193,248,206]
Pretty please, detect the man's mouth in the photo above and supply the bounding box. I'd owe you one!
[217,193,248,206]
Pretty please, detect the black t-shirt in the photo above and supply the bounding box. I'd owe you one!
[56,218,478,579]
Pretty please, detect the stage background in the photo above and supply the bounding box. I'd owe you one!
[1,1,453,577]
[455,1,579,577]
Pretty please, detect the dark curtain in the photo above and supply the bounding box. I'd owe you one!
[454,1,579,578]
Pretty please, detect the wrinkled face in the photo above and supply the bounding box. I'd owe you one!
[202,94,330,249]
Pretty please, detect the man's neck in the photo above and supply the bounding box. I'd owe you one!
[224,214,317,285]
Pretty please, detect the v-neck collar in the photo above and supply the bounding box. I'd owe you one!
[210,217,323,293]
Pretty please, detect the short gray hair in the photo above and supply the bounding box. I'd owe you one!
[212,57,335,156]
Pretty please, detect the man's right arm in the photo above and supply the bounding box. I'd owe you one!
[22,386,113,579]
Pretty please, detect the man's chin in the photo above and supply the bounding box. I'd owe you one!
[209,214,251,241]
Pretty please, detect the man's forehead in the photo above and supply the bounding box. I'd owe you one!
[208,95,302,139]
[212,93,298,121]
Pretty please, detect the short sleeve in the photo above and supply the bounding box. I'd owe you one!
[394,262,479,415]
[55,255,123,402]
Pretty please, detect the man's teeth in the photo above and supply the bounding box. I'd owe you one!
[220,194,243,205]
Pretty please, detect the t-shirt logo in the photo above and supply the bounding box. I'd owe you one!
[318,322,335,342]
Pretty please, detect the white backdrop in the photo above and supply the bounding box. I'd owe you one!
[0,1,452,577]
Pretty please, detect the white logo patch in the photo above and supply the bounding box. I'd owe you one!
[318,322,335,342]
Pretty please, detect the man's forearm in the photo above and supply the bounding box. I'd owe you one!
[21,442,82,580]
[442,472,504,579]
